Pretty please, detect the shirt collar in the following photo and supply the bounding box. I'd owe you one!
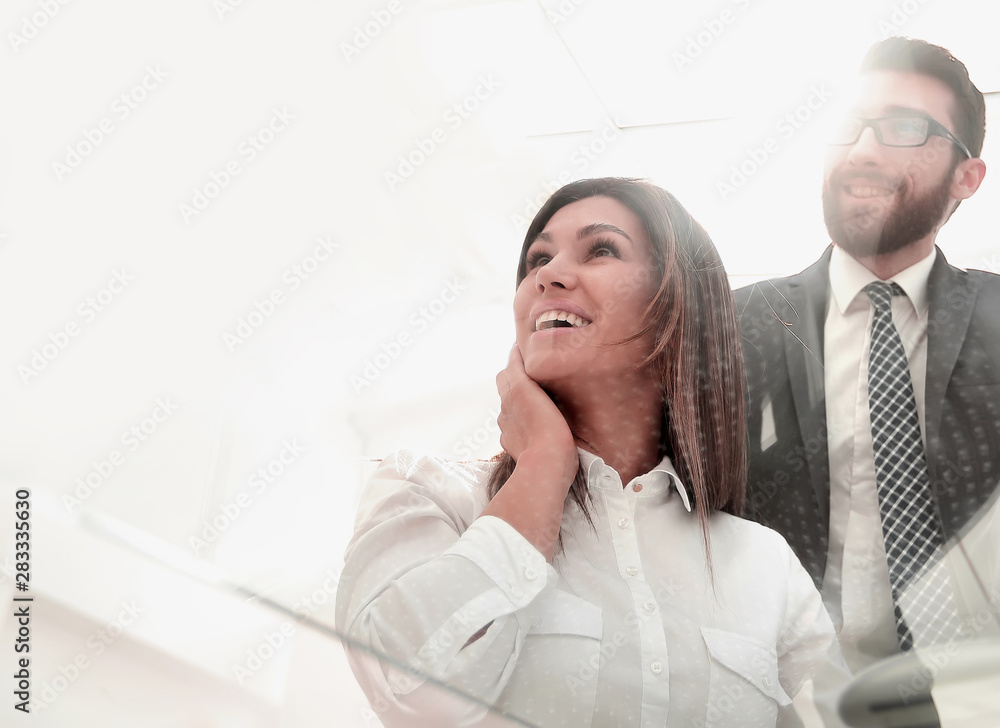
[577,448,692,512]
[828,245,935,316]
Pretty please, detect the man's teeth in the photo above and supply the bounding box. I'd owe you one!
[535,310,591,331]
[847,185,892,198]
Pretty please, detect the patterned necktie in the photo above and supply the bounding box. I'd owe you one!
[865,281,960,650]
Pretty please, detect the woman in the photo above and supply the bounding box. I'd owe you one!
[335,178,840,727]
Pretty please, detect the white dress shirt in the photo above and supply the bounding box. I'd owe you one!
[822,245,936,669]
[336,449,840,728]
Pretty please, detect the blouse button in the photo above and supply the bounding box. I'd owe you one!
[617,517,630,529]
[650,661,663,674]
[632,482,643,492]
[643,601,655,613]
[524,567,538,580]
[763,677,773,689]
[625,566,638,577]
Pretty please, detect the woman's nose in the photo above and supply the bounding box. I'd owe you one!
[534,254,576,292]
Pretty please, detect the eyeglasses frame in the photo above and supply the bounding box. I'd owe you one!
[831,115,973,159]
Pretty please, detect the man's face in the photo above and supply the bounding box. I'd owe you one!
[822,70,962,259]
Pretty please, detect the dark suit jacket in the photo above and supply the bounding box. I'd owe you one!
[734,246,1000,587]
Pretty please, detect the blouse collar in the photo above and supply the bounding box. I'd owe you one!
[577,448,692,512]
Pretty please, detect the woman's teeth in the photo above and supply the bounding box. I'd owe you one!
[535,310,591,331]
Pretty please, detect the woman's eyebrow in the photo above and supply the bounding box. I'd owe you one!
[530,222,632,247]
[578,222,632,242]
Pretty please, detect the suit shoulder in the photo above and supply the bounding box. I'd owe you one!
[966,267,1000,291]
[733,274,797,302]
[734,275,794,311]
[942,266,1000,313]
[733,273,807,332]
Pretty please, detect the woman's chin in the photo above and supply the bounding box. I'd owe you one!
[523,362,580,398]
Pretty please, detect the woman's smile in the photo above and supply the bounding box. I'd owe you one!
[513,196,659,388]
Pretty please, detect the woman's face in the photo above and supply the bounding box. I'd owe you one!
[513,195,661,391]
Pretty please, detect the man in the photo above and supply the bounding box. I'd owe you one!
[735,36,1000,675]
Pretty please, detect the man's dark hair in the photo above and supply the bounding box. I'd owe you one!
[861,37,985,158]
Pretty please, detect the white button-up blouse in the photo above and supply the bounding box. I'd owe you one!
[335,450,840,727]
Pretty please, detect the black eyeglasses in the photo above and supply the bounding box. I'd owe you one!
[830,115,972,159]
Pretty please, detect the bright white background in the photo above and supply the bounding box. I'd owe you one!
[0,1,998,725]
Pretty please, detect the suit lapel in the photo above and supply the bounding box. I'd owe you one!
[924,247,978,443]
[780,249,832,524]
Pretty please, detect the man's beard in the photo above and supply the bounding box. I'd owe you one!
[822,171,952,258]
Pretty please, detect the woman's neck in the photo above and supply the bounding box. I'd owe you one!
[551,372,663,485]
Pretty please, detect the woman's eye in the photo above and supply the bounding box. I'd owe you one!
[525,252,550,269]
[589,240,621,259]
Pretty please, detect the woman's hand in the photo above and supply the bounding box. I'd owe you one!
[482,345,578,561]
[495,345,576,471]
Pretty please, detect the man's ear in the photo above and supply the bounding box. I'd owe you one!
[951,156,987,201]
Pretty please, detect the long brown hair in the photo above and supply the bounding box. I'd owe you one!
[486,177,746,547]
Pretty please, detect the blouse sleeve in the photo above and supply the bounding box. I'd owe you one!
[335,451,555,726]
[775,544,853,726]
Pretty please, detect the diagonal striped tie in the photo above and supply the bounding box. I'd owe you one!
[865,281,960,651]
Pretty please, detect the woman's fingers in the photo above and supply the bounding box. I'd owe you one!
[495,344,574,461]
